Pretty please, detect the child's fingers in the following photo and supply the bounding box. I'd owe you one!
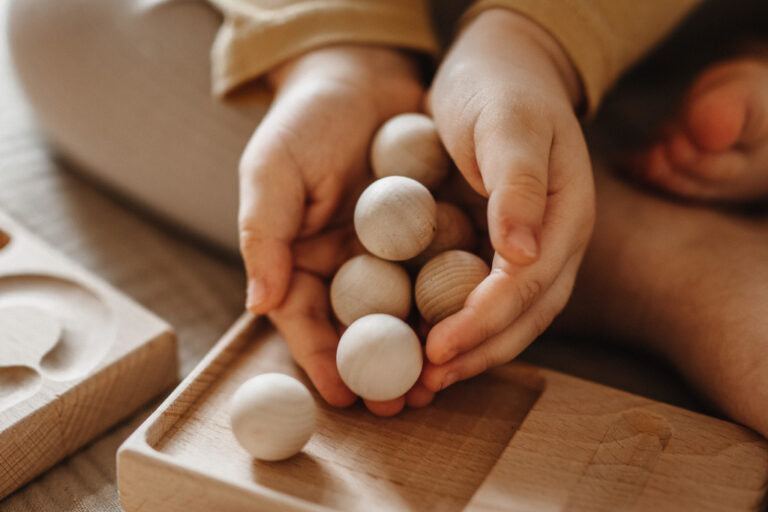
[292,226,364,278]
[425,251,582,365]
[431,83,552,266]
[405,381,435,408]
[239,129,306,315]
[268,271,358,408]
[474,111,553,266]
[363,397,406,416]
[421,256,580,392]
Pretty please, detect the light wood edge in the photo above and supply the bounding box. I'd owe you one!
[465,367,768,511]
[117,313,332,512]
[1,329,177,500]
[0,210,179,499]
[118,310,768,512]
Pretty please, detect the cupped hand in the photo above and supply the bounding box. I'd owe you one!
[238,45,429,414]
[422,9,596,391]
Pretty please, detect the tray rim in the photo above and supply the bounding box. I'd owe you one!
[117,312,768,512]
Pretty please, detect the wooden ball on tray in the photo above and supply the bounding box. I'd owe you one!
[330,254,412,326]
[371,113,450,189]
[336,314,423,401]
[354,176,437,261]
[229,373,316,461]
[409,202,476,267]
[415,250,490,324]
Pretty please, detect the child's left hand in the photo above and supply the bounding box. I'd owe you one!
[421,9,596,391]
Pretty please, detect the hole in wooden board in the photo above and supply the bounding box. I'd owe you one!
[153,327,546,512]
[0,365,40,410]
[0,275,115,382]
[0,229,9,251]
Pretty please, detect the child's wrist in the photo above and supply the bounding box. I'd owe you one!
[267,45,421,96]
[468,8,584,111]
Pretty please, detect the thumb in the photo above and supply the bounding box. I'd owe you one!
[239,137,305,314]
[476,114,550,266]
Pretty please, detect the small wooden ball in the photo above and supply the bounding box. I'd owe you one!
[354,176,437,261]
[415,250,490,324]
[229,373,316,461]
[409,202,476,267]
[371,113,451,190]
[336,314,422,401]
[331,255,411,326]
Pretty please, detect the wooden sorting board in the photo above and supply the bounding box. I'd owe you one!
[118,313,768,511]
[0,210,177,499]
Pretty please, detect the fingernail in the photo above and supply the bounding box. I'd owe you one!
[506,226,538,260]
[246,279,266,310]
[441,372,459,390]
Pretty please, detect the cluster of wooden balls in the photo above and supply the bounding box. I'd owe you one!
[334,113,490,403]
[228,114,491,463]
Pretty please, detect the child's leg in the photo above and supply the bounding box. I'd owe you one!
[559,163,768,436]
[630,50,768,202]
[8,0,267,251]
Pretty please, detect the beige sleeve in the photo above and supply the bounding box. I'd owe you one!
[463,0,703,113]
[207,0,440,97]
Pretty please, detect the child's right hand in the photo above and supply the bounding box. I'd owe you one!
[238,45,425,414]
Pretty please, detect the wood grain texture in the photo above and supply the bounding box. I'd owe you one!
[371,113,450,190]
[354,176,437,261]
[118,314,768,512]
[330,255,411,326]
[408,202,476,267]
[0,210,177,500]
[415,250,489,324]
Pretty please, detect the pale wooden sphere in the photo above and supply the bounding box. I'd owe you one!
[371,113,451,189]
[330,255,411,326]
[415,250,490,324]
[354,176,437,261]
[409,202,476,267]
[336,314,422,401]
[230,373,316,461]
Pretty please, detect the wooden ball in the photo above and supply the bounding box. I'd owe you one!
[331,255,411,326]
[415,250,490,324]
[336,314,422,401]
[409,202,476,267]
[354,176,437,261]
[229,373,316,461]
[371,113,450,189]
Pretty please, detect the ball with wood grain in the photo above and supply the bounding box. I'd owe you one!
[229,373,316,461]
[331,255,411,326]
[371,113,451,189]
[415,250,490,324]
[409,202,476,267]
[354,176,437,261]
[336,314,423,401]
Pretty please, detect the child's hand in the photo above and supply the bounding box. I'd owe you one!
[239,46,427,414]
[422,9,595,390]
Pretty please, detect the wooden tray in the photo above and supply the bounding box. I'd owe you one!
[0,210,177,499]
[117,314,768,511]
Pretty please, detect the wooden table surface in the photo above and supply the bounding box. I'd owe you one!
[0,2,718,509]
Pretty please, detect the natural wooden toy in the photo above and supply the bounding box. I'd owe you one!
[330,254,411,326]
[229,373,316,461]
[371,113,451,190]
[118,314,768,512]
[0,210,176,500]
[415,250,490,324]
[354,176,437,261]
[336,314,422,401]
[409,202,476,267]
